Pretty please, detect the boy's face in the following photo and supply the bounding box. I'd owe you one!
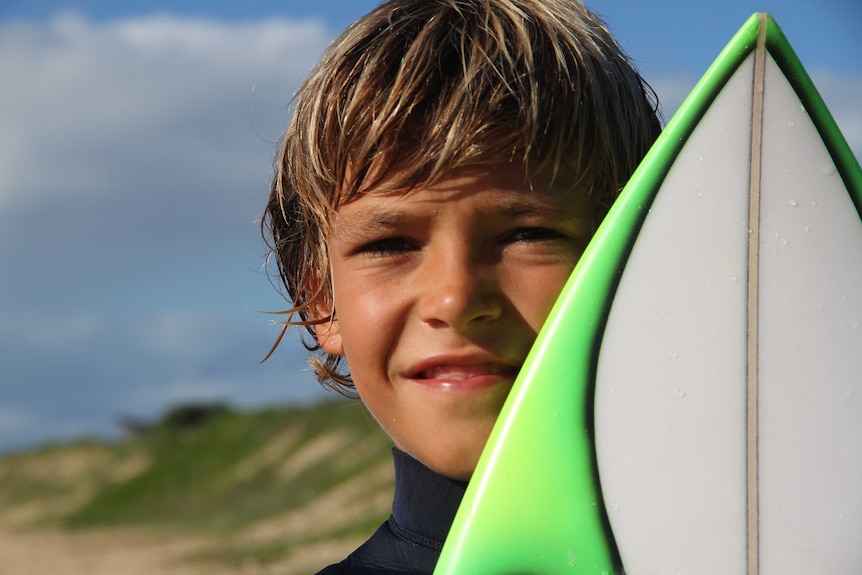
[316,164,591,480]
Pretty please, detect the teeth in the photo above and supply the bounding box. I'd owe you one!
[420,364,499,380]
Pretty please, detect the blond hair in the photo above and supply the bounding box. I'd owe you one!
[262,0,661,395]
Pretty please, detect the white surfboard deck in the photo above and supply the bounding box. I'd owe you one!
[594,28,862,575]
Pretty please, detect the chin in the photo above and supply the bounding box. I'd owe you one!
[443,467,475,482]
[422,446,483,482]
[392,418,497,481]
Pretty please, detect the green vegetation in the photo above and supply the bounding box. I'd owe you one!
[0,399,395,570]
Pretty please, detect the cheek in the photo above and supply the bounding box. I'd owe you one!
[510,267,574,332]
[334,282,405,370]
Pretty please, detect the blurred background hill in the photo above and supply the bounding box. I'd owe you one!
[0,399,394,574]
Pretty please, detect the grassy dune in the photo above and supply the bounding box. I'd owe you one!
[0,400,395,573]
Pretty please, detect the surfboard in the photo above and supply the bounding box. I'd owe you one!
[435,13,862,575]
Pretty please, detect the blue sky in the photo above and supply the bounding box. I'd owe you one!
[0,0,859,453]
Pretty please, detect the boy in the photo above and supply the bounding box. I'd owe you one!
[262,0,660,572]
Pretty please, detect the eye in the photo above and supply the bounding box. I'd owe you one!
[505,227,569,243]
[355,236,417,257]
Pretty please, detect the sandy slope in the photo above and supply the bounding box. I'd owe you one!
[0,526,364,575]
[0,527,211,575]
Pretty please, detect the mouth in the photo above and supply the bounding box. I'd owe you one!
[408,357,520,392]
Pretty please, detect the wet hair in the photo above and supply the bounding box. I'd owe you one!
[262,0,661,395]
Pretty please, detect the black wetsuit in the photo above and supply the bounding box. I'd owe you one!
[316,449,467,574]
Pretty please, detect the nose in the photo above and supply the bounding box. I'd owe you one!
[416,247,503,331]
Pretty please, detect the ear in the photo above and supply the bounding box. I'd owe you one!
[315,315,344,356]
[305,276,344,357]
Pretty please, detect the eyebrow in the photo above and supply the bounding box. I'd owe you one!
[331,192,591,240]
[490,195,582,219]
[334,210,408,232]
[329,209,407,245]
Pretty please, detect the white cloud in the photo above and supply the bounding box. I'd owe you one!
[0,11,332,315]
[0,11,330,208]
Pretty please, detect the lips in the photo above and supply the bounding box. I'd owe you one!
[408,356,520,391]
[418,363,514,380]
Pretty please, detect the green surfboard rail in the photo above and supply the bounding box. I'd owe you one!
[434,13,861,575]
